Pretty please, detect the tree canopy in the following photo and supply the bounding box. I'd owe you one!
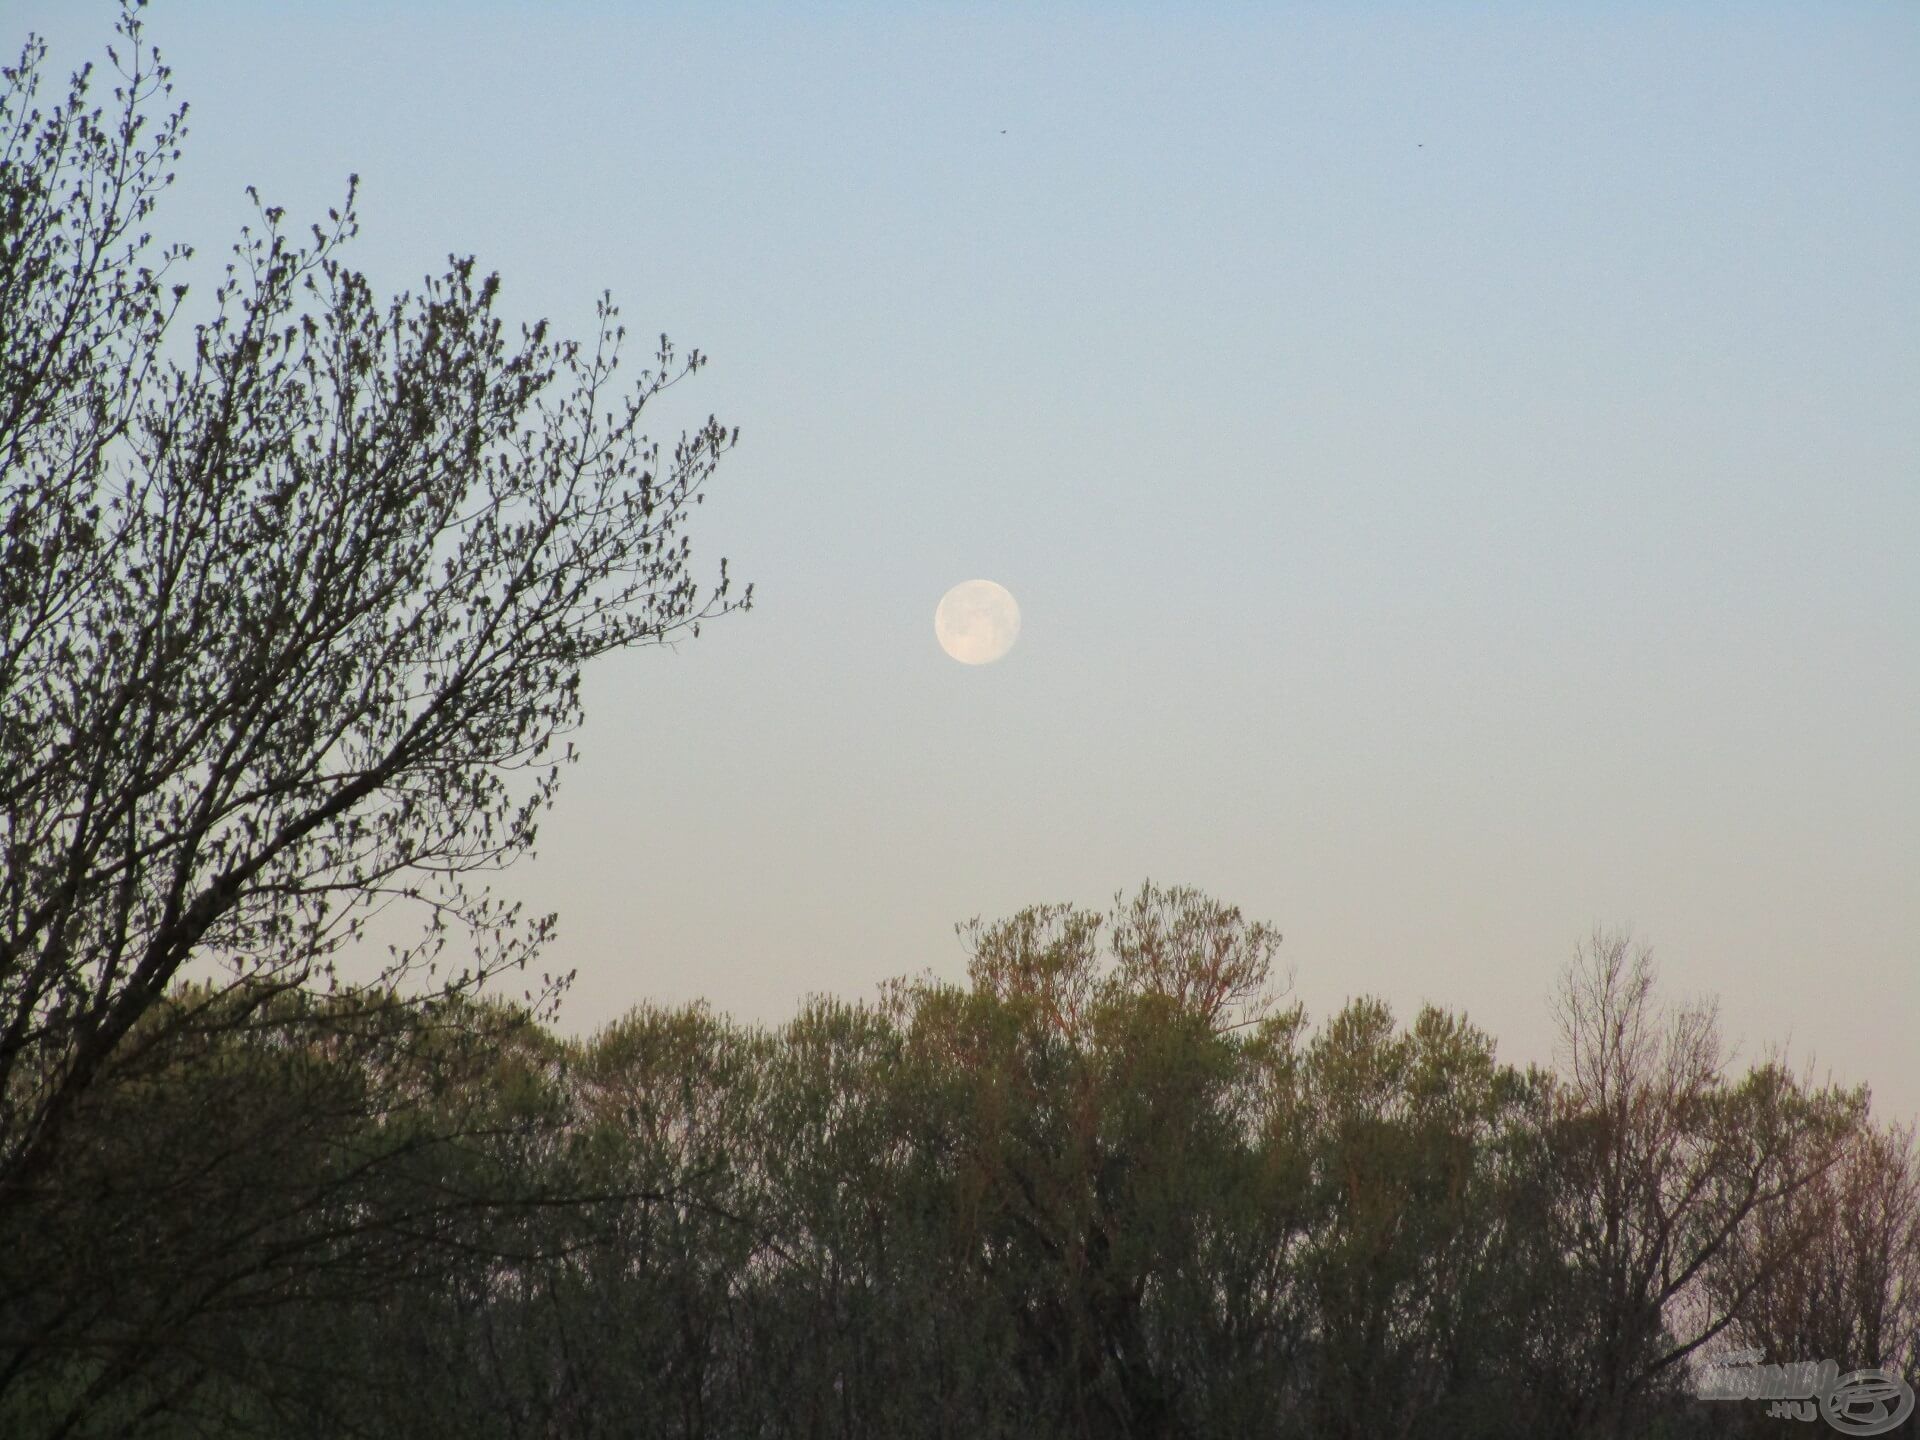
[6,883,1906,1439]
[2,5,746,1424]
[1,0,745,1214]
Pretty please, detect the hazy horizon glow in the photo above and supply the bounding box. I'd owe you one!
[16,2,1917,1117]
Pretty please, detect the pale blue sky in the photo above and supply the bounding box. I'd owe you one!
[20,3,1919,1115]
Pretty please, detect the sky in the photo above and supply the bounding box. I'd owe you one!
[17,2,1919,1119]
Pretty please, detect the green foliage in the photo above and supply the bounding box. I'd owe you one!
[0,886,1909,1439]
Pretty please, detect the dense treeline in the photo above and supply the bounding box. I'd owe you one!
[3,884,1914,1438]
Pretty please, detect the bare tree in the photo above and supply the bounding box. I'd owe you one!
[1547,928,1863,1437]
[1717,1115,1920,1383]
[1,0,745,1297]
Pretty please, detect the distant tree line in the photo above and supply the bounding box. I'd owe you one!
[3,884,1912,1439]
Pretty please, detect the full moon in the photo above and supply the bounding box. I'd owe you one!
[934,579,1021,665]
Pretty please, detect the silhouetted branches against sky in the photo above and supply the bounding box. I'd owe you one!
[0,0,746,1221]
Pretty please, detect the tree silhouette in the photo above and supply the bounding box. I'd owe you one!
[0,2,746,1422]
